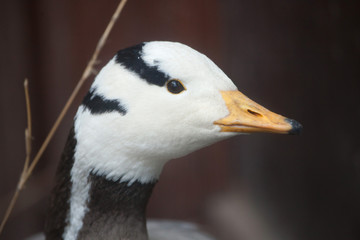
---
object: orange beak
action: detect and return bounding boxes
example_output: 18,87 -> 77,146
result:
214,90 -> 302,135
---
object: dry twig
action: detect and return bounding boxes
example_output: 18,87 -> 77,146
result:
0,0 -> 128,234
0,79 -> 32,234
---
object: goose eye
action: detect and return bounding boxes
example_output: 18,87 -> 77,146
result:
166,79 -> 186,94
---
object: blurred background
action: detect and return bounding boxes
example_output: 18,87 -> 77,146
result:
1,0 -> 359,239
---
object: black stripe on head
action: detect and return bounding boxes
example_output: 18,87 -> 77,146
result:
82,89 -> 127,115
115,43 -> 170,87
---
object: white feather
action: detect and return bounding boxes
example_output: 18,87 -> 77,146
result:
32,41 -> 244,240
75,41 -> 238,184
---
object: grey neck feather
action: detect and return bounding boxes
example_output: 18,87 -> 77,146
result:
76,174 -> 155,239
44,127 -> 156,240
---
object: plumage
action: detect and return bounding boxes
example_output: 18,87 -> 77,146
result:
36,41 -> 302,240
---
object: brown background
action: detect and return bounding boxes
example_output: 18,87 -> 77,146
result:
1,0 -> 359,239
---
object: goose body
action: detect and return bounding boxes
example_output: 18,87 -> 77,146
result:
40,41 -> 301,240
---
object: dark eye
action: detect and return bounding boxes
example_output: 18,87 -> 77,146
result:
166,79 -> 186,94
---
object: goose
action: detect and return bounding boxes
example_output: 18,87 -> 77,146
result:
31,41 -> 302,240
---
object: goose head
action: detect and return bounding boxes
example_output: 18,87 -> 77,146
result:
46,41 -> 303,240
74,41 -> 302,184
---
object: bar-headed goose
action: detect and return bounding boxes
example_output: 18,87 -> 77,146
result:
41,41 -> 302,240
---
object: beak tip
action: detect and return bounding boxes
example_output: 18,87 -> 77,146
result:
285,118 -> 303,135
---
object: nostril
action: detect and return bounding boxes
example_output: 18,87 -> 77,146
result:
247,109 -> 262,117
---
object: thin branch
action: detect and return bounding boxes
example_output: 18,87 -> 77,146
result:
23,78 -> 32,173
25,0 -> 128,182
0,78 -> 33,233
0,0 -> 128,234
0,190 -> 21,234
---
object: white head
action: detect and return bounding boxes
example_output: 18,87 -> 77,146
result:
73,41 -> 300,184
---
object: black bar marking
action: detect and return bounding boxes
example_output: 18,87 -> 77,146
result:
115,43 -> 170,87
82,89 -> 127,115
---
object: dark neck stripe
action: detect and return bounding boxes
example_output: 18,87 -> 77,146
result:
82,88 -> 127,115
45,127 -> 76,239
115,43 -> 170,87
45,126 -> 157,239
77,174 -> 156,239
